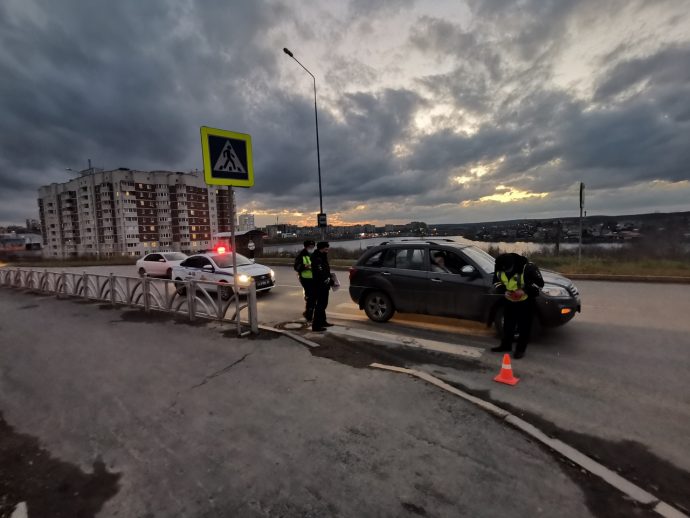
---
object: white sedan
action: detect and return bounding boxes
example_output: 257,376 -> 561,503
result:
172,251 -> 275,300
136,252 -> 188,279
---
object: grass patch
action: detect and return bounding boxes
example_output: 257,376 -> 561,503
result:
531,256 -> 690,277
7,256 -> 137,268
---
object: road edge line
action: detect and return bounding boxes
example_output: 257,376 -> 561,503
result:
368,362 -> 687,518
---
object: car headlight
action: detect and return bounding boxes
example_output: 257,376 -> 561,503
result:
238,274 -> 250,284
541,284 -> 570,297
270,269 -> 275,280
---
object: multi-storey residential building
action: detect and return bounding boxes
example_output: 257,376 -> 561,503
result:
238,213 -> 255,232
38,168 -> 235,258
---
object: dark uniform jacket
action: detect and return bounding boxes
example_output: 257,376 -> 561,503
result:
311,249 -> 332,286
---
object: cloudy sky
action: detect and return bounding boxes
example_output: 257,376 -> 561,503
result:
1,0 -> 689,227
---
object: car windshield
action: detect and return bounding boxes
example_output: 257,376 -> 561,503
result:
163,253 -> 187,261
460,245 -> 496,274
212,253 -> 253,268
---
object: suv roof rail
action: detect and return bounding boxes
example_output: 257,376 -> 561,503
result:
378,238 -> 458,246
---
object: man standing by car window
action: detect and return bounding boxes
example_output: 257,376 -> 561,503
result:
431,251 -> 451,273
294,239 -> 316,321
491,253 -> 544,359
311,241 -> 334,332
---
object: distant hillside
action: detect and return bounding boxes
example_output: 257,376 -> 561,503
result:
431,210 -> 690,230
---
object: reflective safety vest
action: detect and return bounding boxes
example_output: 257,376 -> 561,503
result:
301,255 -> 313,279
499,270 -> 528,302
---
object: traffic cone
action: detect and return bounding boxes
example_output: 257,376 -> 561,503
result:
494,353 -> 520,386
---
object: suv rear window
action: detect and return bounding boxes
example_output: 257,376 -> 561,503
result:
384,247 -> 426,270
363,251 -> 384,267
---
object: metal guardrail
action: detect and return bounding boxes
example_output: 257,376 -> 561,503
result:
0,268 -> 259,336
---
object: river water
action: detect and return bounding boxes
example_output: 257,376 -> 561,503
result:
263,235 -> 623,255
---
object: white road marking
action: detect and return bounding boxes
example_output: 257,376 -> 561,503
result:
324,310 -> 494,340
325,325 -> 483,359
11,502 -> 28,518
323,311 -> 364,321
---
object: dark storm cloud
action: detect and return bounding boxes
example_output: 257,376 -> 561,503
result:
243,87 -> 426,209
595,45 -> 690,121
1,0 -> 688,226
401,5 -> 690,211
0,0 -> 290,222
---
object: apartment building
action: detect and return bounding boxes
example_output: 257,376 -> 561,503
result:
38,168 -> 235,258
238,213 -> 255,232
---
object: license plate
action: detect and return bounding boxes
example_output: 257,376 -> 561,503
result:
257,280 -> 270,288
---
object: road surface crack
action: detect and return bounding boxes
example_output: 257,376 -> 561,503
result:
190,353 -> 252,390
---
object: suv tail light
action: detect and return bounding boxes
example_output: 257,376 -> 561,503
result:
349,267 -> 357,282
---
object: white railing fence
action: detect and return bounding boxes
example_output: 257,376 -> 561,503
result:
0,268 -> 259,336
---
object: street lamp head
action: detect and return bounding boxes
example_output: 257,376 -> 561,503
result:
283,47 -> 294,58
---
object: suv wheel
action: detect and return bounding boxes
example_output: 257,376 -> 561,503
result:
363,291 -> 394,322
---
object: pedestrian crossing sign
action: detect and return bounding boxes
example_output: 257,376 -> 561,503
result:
200,126 -> 254,187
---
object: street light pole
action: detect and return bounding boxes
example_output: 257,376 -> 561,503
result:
283,47 -> 325,241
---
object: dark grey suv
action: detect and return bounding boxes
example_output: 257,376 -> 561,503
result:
348,239 -> 581,333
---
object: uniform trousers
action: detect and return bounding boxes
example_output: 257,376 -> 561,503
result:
312,282 -> 330,330
299,277 -> 315,320
501,298 -> 535,353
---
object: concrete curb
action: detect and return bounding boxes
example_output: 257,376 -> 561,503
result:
367,363 -> 688,518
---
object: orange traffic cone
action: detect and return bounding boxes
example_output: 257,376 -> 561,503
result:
494,353 -> 520,386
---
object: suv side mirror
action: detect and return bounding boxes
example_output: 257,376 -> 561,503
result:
460,265 -> 477,277
202,264 -> 214,273
159,258 -> 166,262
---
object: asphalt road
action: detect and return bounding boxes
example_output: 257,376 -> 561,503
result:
0,288 -> 624,518
7,263 -> 690,514
260,265 -> 690,513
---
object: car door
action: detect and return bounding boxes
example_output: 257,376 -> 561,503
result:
196,256 -> 215,285
383,246 -> 429,313
144,253 -> 163,275
427,248 -> 488,320
179,256 -> 202,280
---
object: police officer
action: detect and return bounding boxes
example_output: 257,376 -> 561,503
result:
294,239 -> 316,321
491,253 -> 544,359
311,241 -> 334,332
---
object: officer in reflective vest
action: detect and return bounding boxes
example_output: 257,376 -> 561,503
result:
491,253 -> 544,359
294,240 -> 316,321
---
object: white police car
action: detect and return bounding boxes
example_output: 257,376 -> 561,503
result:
172,248 -> 275,300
